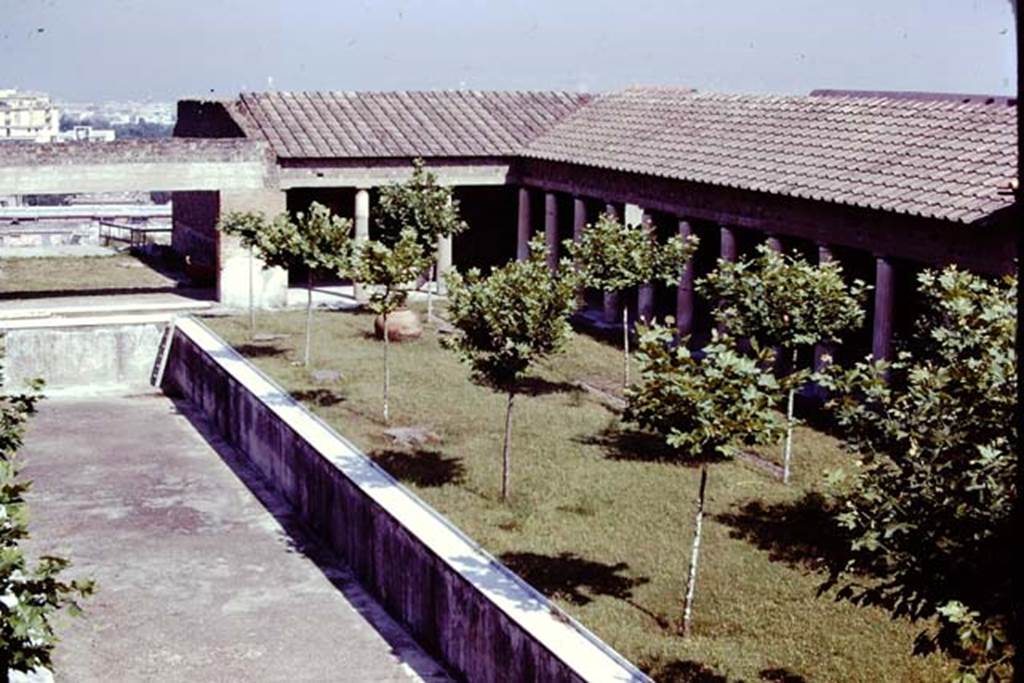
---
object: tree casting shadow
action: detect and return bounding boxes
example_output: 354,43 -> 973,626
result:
576,425 -> 727,467
498,551 -> 648,607
713,492 -> 846,573
291,388 -> 347,407
368,448 -> 464,488
514,376 -> 581,397
235,343 -> 289,359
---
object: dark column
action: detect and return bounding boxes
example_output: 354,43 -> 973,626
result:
544,192 -> 559,271
872,255 -> 895,362
637,210 -> 656,323
720,225 -> 738,262
676,219 -> 696,337
814,244 -> 835,372
572,196 -> 586,243
516,187 -> 531,261
603,203 -> 620,324
766,234 -> 783,252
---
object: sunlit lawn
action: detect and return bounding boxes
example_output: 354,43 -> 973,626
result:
204,307 -> 952,683
0,254 -> 181,296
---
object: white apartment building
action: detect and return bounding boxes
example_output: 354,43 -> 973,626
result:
0,89 -> 60,142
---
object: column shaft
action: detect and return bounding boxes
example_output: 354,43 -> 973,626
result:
637,209 -> 656,323
676,219 -> 696,337
720,225 -> 737,262
603,202 -> 620,322
814,244 -> 835,372
544,192 -> 559,271
354,188 -> 370,301
872,255 -> 895,362
766,234 -> 782,252
516,187 -> 531,261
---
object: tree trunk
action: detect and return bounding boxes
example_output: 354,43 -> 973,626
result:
304,271 -> 313,367
782,347 -> 798,484
248,244 -> 256,340
383,310 -> 391,423
426,261 -> 435,322
622,303 -> 630,390
501,390 -> 515,502
681,466 -> 708,638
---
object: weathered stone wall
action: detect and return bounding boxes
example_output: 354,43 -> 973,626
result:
162,317 -> 648,683
0,316 -> 167,394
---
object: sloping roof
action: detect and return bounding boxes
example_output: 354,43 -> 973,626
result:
523,87 -> 1017,223
230,90 -> 591,159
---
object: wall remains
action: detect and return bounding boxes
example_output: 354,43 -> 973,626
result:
162,317 -> 648,683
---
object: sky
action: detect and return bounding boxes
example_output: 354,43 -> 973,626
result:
0,0 -> 1017,102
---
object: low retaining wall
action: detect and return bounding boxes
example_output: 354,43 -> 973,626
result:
163,316 -> 648,683
0,314 -> 169,393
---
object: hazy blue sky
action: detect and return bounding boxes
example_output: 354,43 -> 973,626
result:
1,0 -> 1016,102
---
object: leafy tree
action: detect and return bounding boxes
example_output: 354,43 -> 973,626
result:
0,367 -> 93,678
349,228 -> 433,423
256,202 -> 352,367
566,213 -> 698,389
697,244 -> 868,482
820,267 -> 1015,681
442,238 -> 577,502
376,159 -> 468,319
219,211 -> 269,339
624,324 -> 783,458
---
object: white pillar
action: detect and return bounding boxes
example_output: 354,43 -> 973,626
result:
436,234 -> 453,295
814,244 -> 834,372
516,187 -> 531,261
354,188 -> 370,302
766,234 -> 782,252
544,192 -> 559,271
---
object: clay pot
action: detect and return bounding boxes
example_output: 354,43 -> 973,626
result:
374,308 -> 423,342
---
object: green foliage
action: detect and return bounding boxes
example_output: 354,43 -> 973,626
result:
697,243 -> 869,348
443,237 -> 577,391
820,267 -> 1015,681
375,159 -> 468,249
218,210 -> 267,250
0,365 -> 93,676
256,202 -> 352,274
566,213 -> 698,295
349,228 -> 433,316
624,324 -> 784,458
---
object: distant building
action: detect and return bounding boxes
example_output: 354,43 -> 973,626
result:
55,125 -> 116,143
0,89 -> 60,142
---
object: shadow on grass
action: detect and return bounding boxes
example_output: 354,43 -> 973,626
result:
368,449 -> 465,488
291,388 -> 346,407
576,425 -> 727,467
639,657 -> 733,682
515,376 -> 581,397
498,551 -> 648,607
759,667 -> 809,683
235,343 -> 290,359
713,493 -> 846,573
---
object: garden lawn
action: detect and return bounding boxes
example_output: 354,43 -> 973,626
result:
204,308 -> 953,683
0,253 -> 182,296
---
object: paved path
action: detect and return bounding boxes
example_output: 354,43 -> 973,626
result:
21,395 -> 450,683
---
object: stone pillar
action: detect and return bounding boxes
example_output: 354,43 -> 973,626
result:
872,255 -> 895,362
676,219 -> 696,337
766,234 -> 782,252
516,187 -> 531,261
572,196 -> 587,244
216,188 -> 288,309
636,210 -> 656,323
603,202 -> 620,324
544,192 -> 559,271
436,234 -> 453,296
354,188 -> 370,301
814,244 -> 835,372
720,225 -> 738,262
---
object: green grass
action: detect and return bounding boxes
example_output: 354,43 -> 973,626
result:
204,308 -> 953,683
0,254 -> 181,295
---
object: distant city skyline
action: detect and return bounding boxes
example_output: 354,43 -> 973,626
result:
2,0 -> 1016,103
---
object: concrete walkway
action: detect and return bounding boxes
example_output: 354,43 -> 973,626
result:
21,394 -> 450,683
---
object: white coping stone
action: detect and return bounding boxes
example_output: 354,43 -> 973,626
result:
0,312 -> 174,331
174,315 -> 649,683
0,300 -> 211,321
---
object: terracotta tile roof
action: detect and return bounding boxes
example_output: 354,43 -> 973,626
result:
523,87 -> 1017,223
230,90 -> 592,160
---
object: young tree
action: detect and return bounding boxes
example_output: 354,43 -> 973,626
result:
219,210 -> 268,339
442,238 -> 577,502
349,228 -> 433,423
0,367 -> 93,678
624,324 -> 783,459
697,244 -> 868,482
566,213 -> 698,389
820,267 -> 1015,681
376,158 -> 468,319
256,202 -> 352,367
